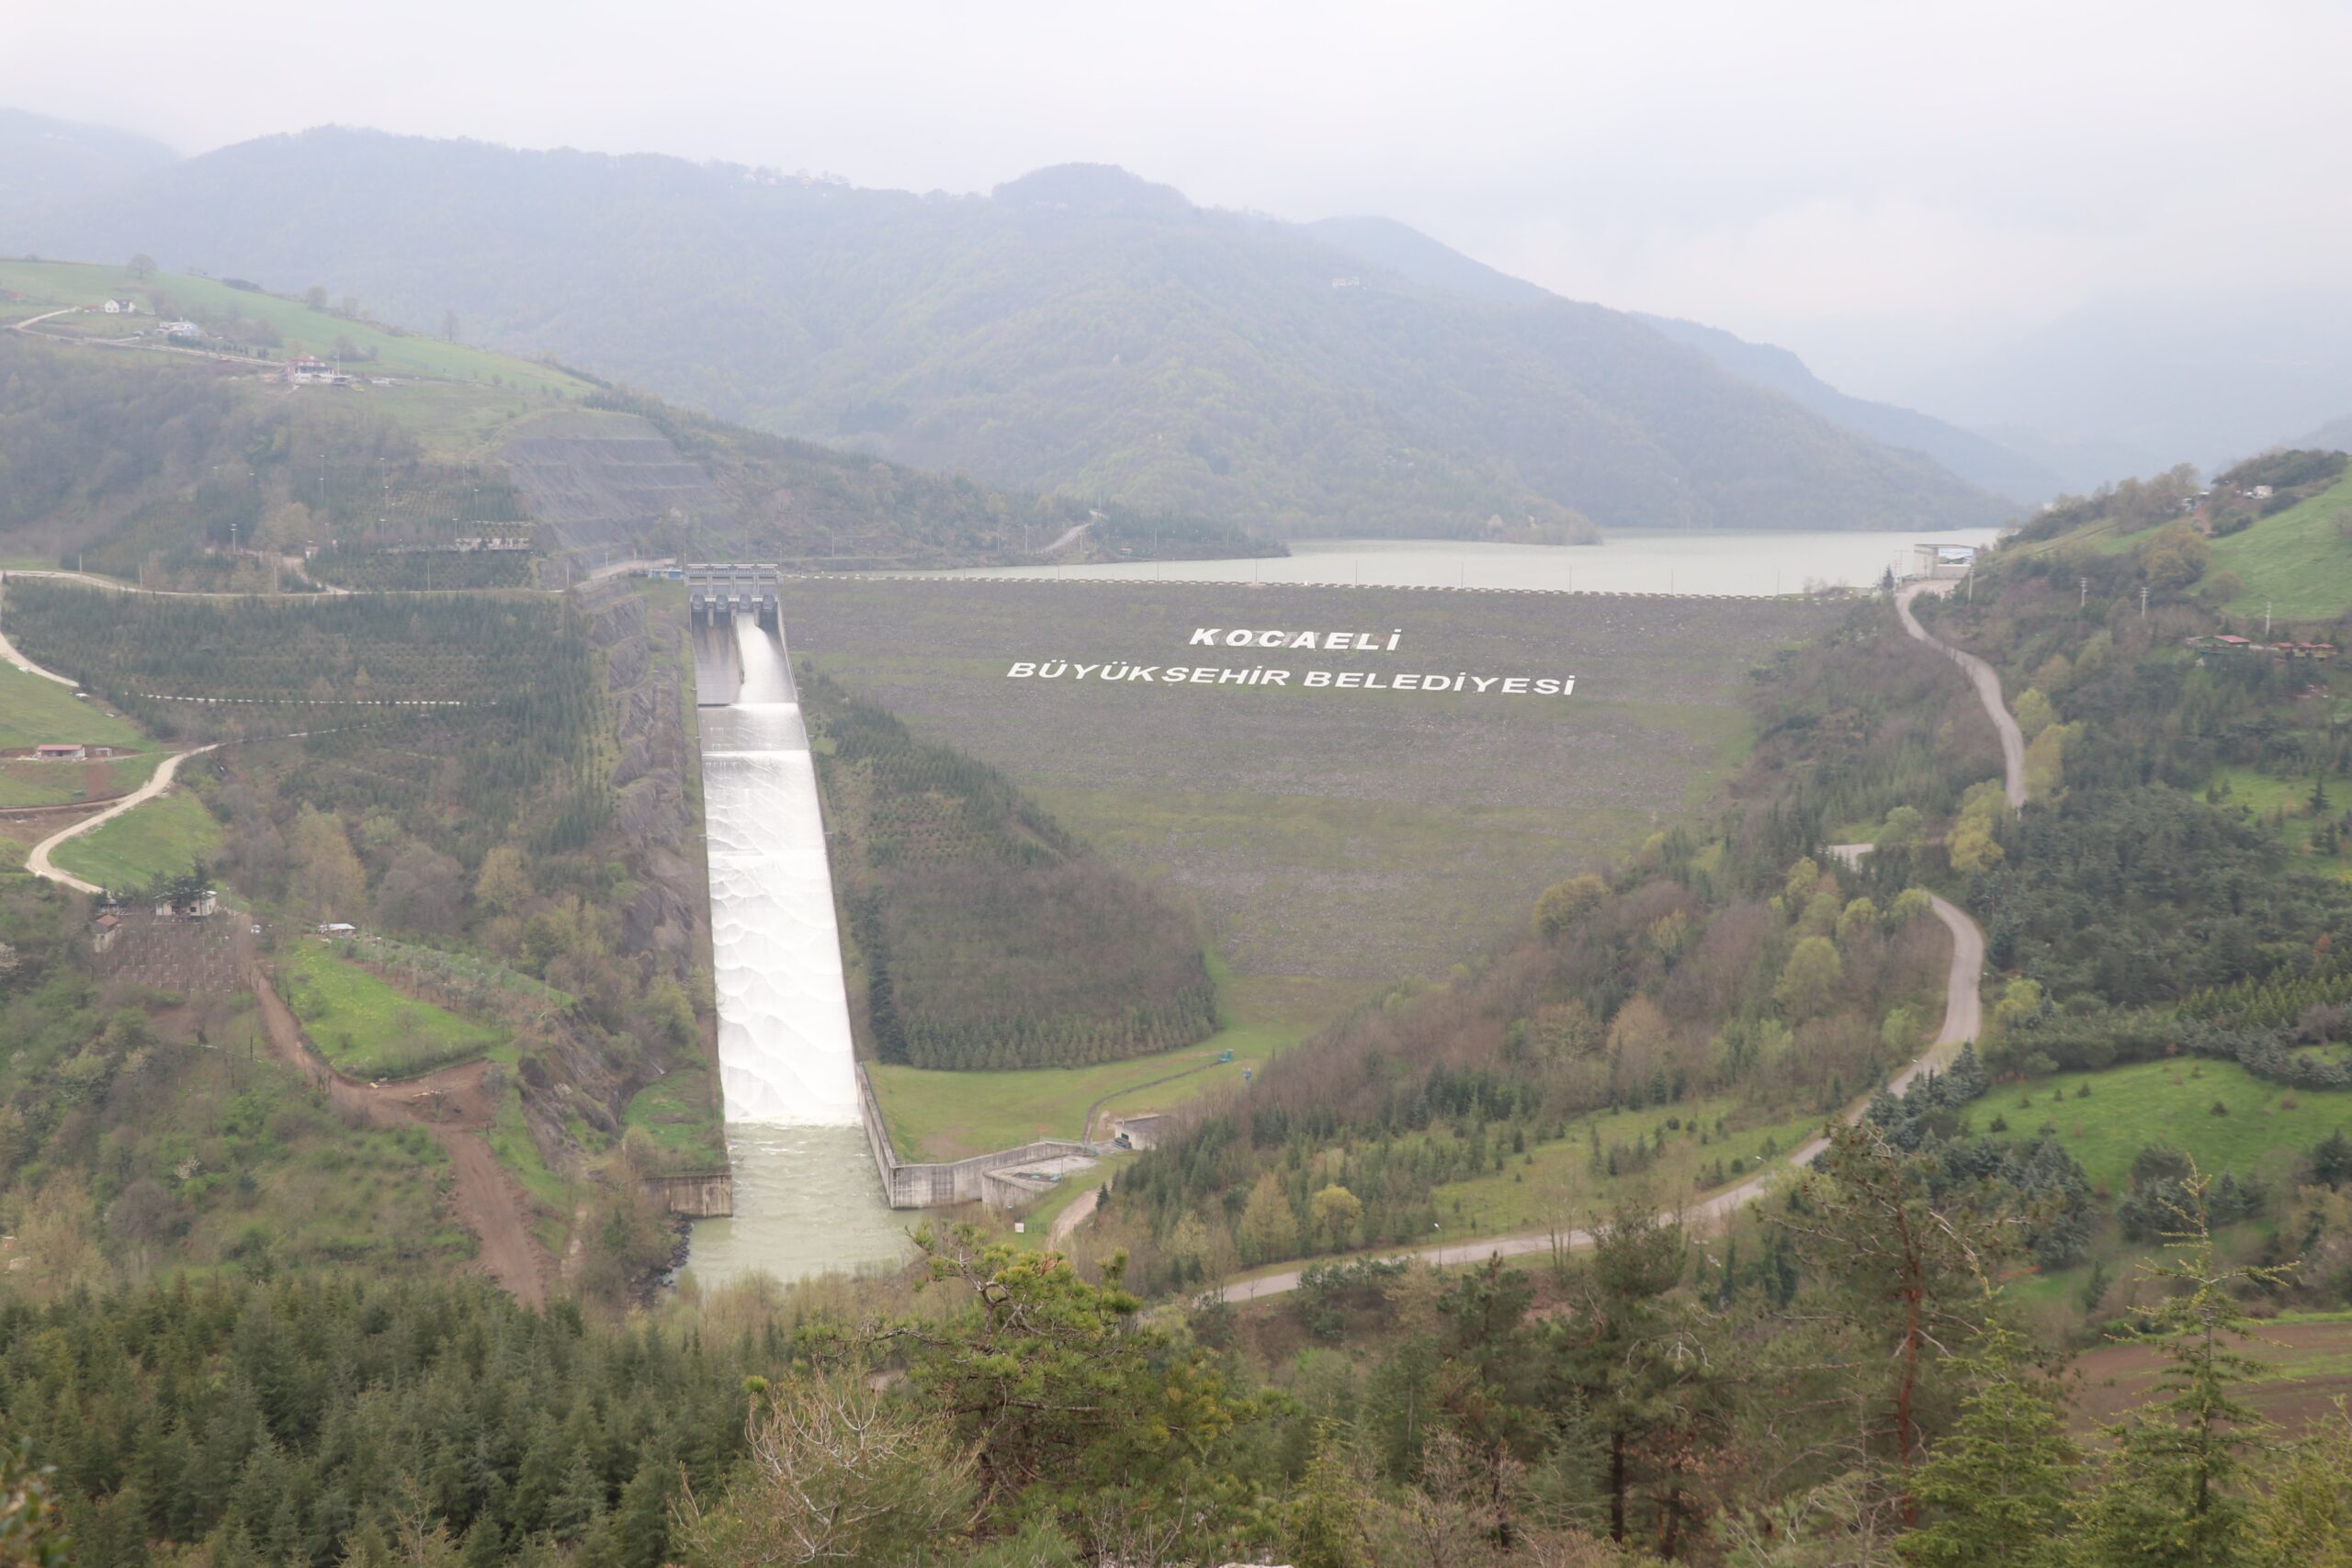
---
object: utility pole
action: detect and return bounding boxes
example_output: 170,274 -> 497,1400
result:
2140,585 -> 2149,618
2267,603 -> 2274,637
2080,576 -> 2088,609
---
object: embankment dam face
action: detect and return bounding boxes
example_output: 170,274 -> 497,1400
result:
767,578 -> 1842,986
674,577 -> 1841,1280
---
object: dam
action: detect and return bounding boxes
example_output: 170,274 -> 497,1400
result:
683,611 -> 913,1286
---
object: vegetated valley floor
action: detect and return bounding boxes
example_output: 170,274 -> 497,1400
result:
782,580 -> 1840,1152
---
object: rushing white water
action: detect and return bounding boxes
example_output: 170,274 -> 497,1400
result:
701,620 -> 862,1125
687,615 -> 913,1287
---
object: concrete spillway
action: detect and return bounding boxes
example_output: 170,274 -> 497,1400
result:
685,615 -> 911,1285
700,622 -> 860,1125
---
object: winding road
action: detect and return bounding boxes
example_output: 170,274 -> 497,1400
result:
1897,581 -> 2027,810
25,745 -> 219,894
1211,586 -> 2016,1302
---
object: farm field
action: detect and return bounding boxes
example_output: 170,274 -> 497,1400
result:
48,784 -> 221,891
2211,471 -> 2352,622
2072,1313 -> 2352,1435
0,748 -> 163,807
277,942 -> 507,1080
867,966 -> 1346,1161
1982,1057 -> 2352,1192
783,579 -> 1835,987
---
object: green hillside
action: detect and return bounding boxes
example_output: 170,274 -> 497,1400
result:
1984,1058 -> 2352,1193
0,258 -> 587,395
0,275 -> 1273,575
2211,469 -> 2352,621
47,785 -> 220,892
15,130 -> 2011,538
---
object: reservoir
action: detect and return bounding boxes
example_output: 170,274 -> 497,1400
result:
899,527 -> 2007,595
684,615 -> 914,1287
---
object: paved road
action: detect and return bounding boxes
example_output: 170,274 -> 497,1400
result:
1215,585 -> 2018,1303
1897,581 -> 2027,809
0,619 -> 75,687
1216,890 -> 1987,1303
25,745 -> 218,893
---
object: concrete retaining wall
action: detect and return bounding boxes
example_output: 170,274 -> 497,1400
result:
642,1170 -> 735,1218
855,1063 -> 1092,1209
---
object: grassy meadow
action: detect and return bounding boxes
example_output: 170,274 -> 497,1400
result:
2211,472 -> 2352,622
1981,1056 -> 2352,1192
277,942 -> 507,1080
49,785 -> 221,891
0,658 -> 144,750
2200,762 -> 2352,877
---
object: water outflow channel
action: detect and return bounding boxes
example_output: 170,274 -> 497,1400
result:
684,615 -> 913,1286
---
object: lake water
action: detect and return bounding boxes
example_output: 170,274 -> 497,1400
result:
898,528 -> 2007,596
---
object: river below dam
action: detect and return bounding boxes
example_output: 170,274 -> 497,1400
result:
684,615 -> 914,1288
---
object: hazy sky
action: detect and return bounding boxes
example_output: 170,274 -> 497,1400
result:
7,0 -> 2349,400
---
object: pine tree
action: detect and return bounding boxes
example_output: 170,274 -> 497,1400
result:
1898,1318 -> 2079,1567
1283,1423 -> 1368,1568
2071,1167 -> 2293,1567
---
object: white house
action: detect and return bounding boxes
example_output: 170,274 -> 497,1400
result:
101,299 -> 139,315
163,320 -> 204,341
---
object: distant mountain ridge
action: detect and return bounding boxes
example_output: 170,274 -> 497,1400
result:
2296,414 -> 2352,455
0,109 -> 175,212
1630,315 -> 2064,505
5,127 -> 2011,536
1290,211 -> 2055,506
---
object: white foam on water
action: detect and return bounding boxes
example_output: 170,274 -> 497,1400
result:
702,618 -> 860,1126
684,615 -> 912,1288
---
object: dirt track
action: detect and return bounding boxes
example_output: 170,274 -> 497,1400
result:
25,744 -> 218,893
249,962 -> 549,1305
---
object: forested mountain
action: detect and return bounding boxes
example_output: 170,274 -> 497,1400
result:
1634,313 -> 2065,504
5,128 -> 2012,537
1295,212 -> 2059,506
0,108 -> 175,211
